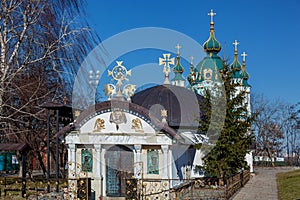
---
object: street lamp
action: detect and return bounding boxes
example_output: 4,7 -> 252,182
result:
89,70 -> 100,86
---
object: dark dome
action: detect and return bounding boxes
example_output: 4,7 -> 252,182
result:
131,84 -> 203,128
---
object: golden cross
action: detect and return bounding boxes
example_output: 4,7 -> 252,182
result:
175,44 -> 182,54
241,52 -> 247,62
159,53 -> 175,68
233,40 -> 239,51
208,9 -> 216,23
159,53 -> 174,84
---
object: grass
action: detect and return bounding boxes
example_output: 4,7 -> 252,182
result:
277,169 -> 300,200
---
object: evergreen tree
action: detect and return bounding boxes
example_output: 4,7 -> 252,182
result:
200,63 -> 254,179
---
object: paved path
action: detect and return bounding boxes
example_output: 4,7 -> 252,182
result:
232,167 -> 297,200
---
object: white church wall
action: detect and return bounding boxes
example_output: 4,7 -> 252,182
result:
80,112 -> 156,134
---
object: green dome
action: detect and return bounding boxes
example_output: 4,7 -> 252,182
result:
173,56 -> 184,73
240,64 -> 251,87
230,55 -> 242,78
197,53 -> 224,72
240,65 -> 250,79
171,55 -> 185,84
195,55 -> 223,83
171,72 -> 185,82
203,28 -> 221,53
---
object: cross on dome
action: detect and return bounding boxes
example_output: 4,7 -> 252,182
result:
233,40 -> 239,51
208,9 -> 216,23
241,52 -> 247,62
175,44 -> 182,55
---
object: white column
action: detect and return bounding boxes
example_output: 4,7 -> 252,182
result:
68,144 -> 76,178
161,145 -> 169,179
101,147 -> 106,197
168,148 -> 172,179
134,144 -> 142,178
94,144 -> 102,178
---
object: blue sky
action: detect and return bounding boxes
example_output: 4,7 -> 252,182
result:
84,0 -> 300,104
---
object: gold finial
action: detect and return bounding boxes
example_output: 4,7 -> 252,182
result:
208,9 -> 216,23
175,44 -> 182,55
159,53 -> 175,84
233,40 -> 239,52
161,109 -> 168,124
241,52 -> 247,63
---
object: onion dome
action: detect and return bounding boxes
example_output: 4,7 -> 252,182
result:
203,10 -> 222,54
171,44 -> 185,87
131,84 -> 203,128
196,10 -> 223,75
173,55 -> 184,74
230,40 -> 242,78
240,52 -> 251,87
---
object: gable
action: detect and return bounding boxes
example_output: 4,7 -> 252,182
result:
79,111 -> 156,134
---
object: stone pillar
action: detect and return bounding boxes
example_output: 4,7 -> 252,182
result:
134,145 -> 142,178
94,144 -> 102,178
68,144 -> 77,199
161,145 -> 169,179
101,147 -> 106,197
93,144 -> 102,199
68,144 -> 76,177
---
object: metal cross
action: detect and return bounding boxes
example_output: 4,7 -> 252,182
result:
159,53 -> 175,68
208,9 -> 216,23
241,52 -> 247,62
233,40 -> 239,51
175,44 -> 182,54
159,53 -> 174,84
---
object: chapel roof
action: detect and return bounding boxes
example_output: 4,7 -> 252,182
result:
131,84 -> 203,128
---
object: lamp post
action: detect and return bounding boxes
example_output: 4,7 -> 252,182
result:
89,70 -> 100,86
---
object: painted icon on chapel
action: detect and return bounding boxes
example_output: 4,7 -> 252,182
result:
93,118 -> 105,132
109,110 -> 127,130
81,149 -> 93,172
131,118 -> 144,132
147,149 -> 159,174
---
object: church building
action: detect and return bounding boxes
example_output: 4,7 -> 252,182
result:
61,9 -> 252,199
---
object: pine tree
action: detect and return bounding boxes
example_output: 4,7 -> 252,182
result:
200,63 -> 254,180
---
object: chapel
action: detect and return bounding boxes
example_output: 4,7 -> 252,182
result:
61,9 -> 252,199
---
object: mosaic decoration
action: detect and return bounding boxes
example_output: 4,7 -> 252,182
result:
81,149 -> 93,172
147,149 -> 159,174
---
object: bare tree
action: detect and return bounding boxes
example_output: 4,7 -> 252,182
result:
0,0 -> 99,175
252,94 -> 284,166
252,94 -> 300,166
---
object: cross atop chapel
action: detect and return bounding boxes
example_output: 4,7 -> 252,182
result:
208,9 -> 216,23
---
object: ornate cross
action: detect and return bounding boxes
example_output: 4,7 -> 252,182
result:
108,61 -> 132,98
159,53 -> 174,84
233,40 -> 239,51
175,44 -> 182,54
208,9 -> 216,23
241,52 -> 247,62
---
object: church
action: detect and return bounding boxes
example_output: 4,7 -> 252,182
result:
61,9 -> 252,199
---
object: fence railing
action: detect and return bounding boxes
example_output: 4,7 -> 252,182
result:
125,170 -> 250,200
0,176 -> 68,198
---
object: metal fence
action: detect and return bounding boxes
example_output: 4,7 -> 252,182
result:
0,176 -> 68,198
125,170 -> 250,200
